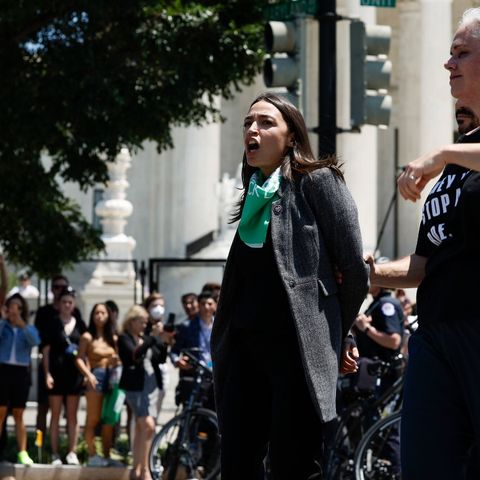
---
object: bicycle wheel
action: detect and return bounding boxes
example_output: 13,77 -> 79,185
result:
354,411 -> 402,480
149,407 -> 220,480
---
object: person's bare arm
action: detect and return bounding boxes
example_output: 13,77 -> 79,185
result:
355,313 -> 402,350
42,345 -> 54,389
75,334 -> 97,389
363,325 -> 402,350
366,254 -> 427,288
398,142 -> 480,202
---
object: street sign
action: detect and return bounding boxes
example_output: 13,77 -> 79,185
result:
264,0 -> 318,21
360,0 -> 396,7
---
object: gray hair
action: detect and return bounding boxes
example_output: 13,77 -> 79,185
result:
459,8 -> 480,38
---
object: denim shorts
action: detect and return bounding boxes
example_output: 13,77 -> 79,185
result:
90,367 -> 109,393
125,371 -> 159,418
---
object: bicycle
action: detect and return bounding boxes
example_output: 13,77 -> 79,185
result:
324,354 -> 406,480
354,410 -> 402,480
149,348 -> 220,480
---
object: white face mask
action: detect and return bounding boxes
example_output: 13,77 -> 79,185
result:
149,304 -> 165,320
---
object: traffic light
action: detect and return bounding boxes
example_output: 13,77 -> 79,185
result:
263,20 -> 299,92
350,20 -> 392,128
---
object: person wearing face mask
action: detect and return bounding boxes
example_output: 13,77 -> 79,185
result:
142,293 -> 171,423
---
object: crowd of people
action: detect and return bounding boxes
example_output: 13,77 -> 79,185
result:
2,6 -> 480,479
0,260 -> 219,479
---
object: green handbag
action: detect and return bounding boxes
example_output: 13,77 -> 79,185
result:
101,382 -> 126,425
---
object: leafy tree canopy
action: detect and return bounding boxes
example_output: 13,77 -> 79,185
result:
0,0 -> 266,277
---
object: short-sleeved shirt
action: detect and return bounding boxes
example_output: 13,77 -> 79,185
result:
43,316 -> 87,395
356,291 -> 404,361
35,304 -> 83,350
415,128 -> 480,324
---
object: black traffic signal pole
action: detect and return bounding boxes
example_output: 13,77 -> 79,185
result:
317,0 -> 337,157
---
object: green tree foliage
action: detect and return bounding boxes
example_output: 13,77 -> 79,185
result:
0,0 -> 266,276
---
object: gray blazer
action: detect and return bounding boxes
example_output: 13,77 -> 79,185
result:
211,167 -> 369,424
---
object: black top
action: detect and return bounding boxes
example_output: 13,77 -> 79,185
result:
230,227 -> 293,334
415,128 -> 480,324
35,304 -> 83,350
43,316 -> 87,394
118,333 -> 167,391
356,291 -> 404,361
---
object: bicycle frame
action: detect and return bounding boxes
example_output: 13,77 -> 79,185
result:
151,348 -> 218,480
325,365 -> 405,479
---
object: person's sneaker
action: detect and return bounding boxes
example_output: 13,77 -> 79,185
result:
65,451 -> 80,465
51,454 -> 63,466
87,454 -> 109,467
17,450 -> 34,466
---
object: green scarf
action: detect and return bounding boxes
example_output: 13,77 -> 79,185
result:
238,167 -> 282,248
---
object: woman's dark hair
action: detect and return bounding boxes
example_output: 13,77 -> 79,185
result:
105,299 -> 119,316
232,92 -> 343,222
88,303 -> 116,349
5,293 -> 29,323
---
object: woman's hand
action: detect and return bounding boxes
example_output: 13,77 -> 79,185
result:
86,373 -> 98,390
160,330 -> 175,345
398,148 -> 446,201
45,372 -> 54,390
12,316 -> 26,329
176,356 -> 193,371
109,353 -> 120,368
340,338 -> 359,374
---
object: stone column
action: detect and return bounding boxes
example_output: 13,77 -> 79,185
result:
80,147 -> 140,320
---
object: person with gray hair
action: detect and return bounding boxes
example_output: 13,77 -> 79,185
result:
370,7 -> 480,478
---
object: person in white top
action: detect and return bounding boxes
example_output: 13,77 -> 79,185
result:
8,272 -> 39,299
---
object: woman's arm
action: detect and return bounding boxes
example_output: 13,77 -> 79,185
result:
305,169 -> 370,339
42,345 -> 54,389
75,333 -> 97,389
399,142 -> 480,201
133,335 -> 163,360
22,324 -> 41,347
366,253 -> 427,288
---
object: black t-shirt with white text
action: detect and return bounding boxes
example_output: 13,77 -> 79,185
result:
415,128 -> 480,324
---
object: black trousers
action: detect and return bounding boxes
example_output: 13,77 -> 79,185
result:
401,319 -> 480,479
220,331 -> 323,480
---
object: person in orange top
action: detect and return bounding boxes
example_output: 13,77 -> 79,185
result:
75,303 -> 120,467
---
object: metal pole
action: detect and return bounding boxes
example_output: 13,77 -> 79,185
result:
394,128 -> 399,258
317,0 -> 337,157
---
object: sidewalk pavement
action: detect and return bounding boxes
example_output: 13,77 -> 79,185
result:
1,363 -> 181,480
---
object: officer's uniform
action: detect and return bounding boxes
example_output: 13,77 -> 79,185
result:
357,290 -> 404,362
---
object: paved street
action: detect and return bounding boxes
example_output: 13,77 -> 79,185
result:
1,363 -> 180,479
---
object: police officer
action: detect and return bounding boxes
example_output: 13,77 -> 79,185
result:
354,284 -> 404,476
355,285 -> 404,363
